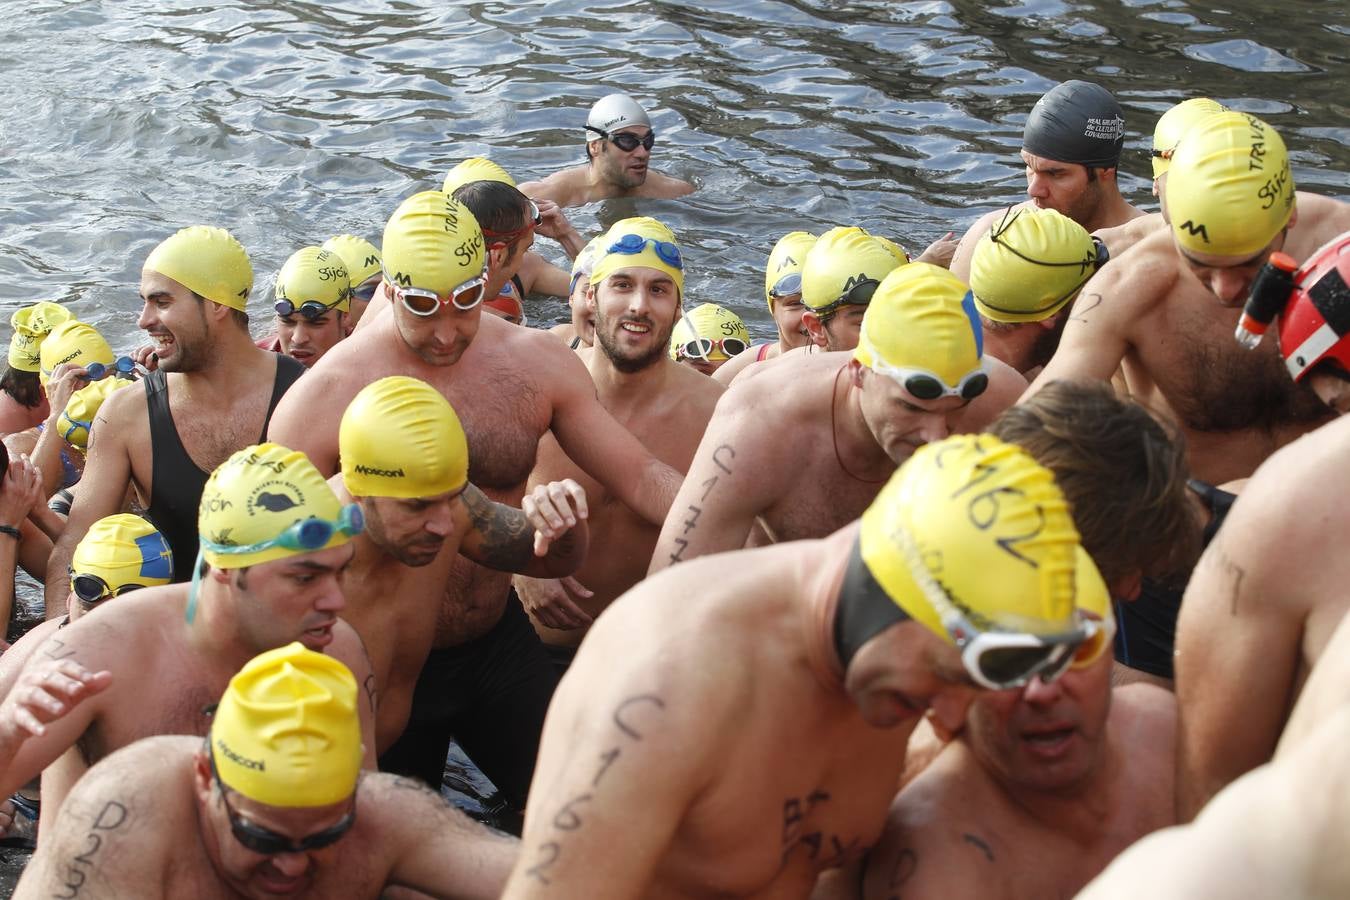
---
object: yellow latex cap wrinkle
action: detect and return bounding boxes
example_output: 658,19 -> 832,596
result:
340,376 -> 469,499
59,377 -> 125,450
39,321 -> 113,385
764,232 -> 817,310
143,226 -> 253,311
1151,98 -> 1227,179
971,208 -> 1098,323
382,191 -> 486,297
443,157 -> 517,193
854,263 -> 983,386
321,235 -> 382,288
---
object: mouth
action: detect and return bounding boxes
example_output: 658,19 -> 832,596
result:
148,331 -> 175,353
1020,725 -> 1076,759
619,320 -> 652,336
256,866 -> 309,895
302,620 -> 336,648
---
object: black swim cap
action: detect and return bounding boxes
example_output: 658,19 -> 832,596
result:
1022,80 -> 1125,169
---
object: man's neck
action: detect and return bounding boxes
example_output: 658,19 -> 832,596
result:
188,582 -> 261,675
173,328 -> 272,393
1085,189 -> 1137,233
587,350 -> 673,412
986,731 -> 1123,838
833,374 -> 893,482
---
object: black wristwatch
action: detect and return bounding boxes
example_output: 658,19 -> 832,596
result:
0,525 -> 20,539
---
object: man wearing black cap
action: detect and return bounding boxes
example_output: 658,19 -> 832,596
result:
951,80 -> 1147,283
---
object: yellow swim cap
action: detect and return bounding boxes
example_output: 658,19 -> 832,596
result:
58,377 -> 127,450
443,157 -> 517,193
590,217 -> 685,297
143,225 -> 253,312
801,227 -> 906,313
8,302 -> 72,373
39,320 -> 113,385
71,514 -> 173,595
321,235 -> 382,288
1151,97 -> 1227,179
275,247 -> 352,315
210,643 -> 362,808
668,303 -> 750,362
1068,545 -> 1114,670
860,434 -> 1100,640
764,232 -> 817,310
199,443 -> 357,570
971,208 -> 1100,323
340,376 -> 469,499
1168,111 -> 1295,257
854,263 -> 984,386
382,191 -> 486,297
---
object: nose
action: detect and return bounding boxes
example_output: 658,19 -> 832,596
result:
268,852 -> 310,877
1021,674 -> 1065,706
425,501 -> 456,538
916,413 -> 950,445
137,301 -> 155,331
1209,269 -> 1250,306
1026,172 -> 1049,199
314,577 -> 345,614
929,687 -> 975,733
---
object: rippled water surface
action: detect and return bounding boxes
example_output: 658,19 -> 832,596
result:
1,0 -> 1346,342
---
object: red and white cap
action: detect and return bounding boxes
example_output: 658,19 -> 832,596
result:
1278,231 -> 1350,382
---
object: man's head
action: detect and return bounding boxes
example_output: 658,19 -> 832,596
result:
566,235 -> 606,348
6,301 -> 72,409
381,190 -> 487,366
801,226 -> 908,351
321,234 -> 381,330
850,263 -> 988,463
140,225 -> 254,372
195,643 -> 362,899
765,231 -> 817,350
58,376 -> 125,452
837,433 -> 1111,732
1266,233 -> 1350,413
584,93 -> 654,190
273,247 -> 351,368
1168,111 -> 1297,305
971,207 -> 1106,373
446,159 -> 538,301
67,513 -> 173,619
1020,81 -> 1125,227
669,303 -> 750,376
588,216 -> 684,373
340,375 -> 470,567
1150,97 -> 1227,219
38,320 -> 114,386
197,443 -> 363,651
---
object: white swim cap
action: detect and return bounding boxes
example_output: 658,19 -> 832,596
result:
585,94 -> 650,140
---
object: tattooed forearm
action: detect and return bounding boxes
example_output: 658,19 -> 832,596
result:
463,485 -> 536,572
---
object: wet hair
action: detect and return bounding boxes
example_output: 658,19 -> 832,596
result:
987,379 -> 1199,585
0,367 -> 44,408
451,181 -> 531,246
190,291 -> 249,330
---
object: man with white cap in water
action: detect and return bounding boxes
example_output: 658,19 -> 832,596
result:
950,80 -> 1146,283
518,93 -> 695,207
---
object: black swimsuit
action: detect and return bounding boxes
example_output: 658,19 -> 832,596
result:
143,357 -> 304,582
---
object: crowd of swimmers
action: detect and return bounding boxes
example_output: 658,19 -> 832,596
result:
0,80 -> 1344,898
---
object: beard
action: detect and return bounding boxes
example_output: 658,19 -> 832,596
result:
594,310 -> 673,374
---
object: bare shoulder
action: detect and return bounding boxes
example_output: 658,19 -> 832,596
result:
1095,212 -> 1164,259
519,167 -> 587,205
668,360 -> 725,406
1225,415 -> 1350,544
638,170 -> 695,198
98,373 -> 149,428
1111,682 -> 1178,745
1070,228 -> 1179,323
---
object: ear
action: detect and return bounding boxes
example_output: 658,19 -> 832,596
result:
1287,201 -> 1299,231
801,311 -> 829,348
193,748 -> 214,803
847,358 -> 867,389
924,707 -> 962,743
585,282 -> 598,313
1110,570 -> 1144,603
486,242 -> 509,274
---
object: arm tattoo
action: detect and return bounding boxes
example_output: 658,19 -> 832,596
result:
55,800 -> 128,899
462,484 -> 536,572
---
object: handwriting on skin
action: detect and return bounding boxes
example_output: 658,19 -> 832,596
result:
55,800 -> 127,899
668,443 -> 735,564
778,789 -> 859,871
523,693 -> 667,885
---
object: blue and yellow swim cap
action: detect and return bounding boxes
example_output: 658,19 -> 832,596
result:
71,514 -> 173,596
143,225 -> 253,311
854,263 -> 983,387
765,232 -> 817,310
590,217 -> 684,296
59,377 -> 127,451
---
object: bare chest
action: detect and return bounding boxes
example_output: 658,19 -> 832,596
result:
761,459 -> 886,544
441,371 -> 551,494
87,676 -> 220,765
168,388 -> 275,476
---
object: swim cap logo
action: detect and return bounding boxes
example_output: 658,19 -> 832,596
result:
1257,158 -> 1293,212
254,492 -> 299,513
216,737 -> 265,772
1083,116 -> 1124,141
1177,220 -> 1210,244
353,464 -> 406,478
246,479 -> 306,518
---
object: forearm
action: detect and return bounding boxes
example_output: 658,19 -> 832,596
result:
27,504 -> 64,544
627,457 -> 681,527
42,531 -> 80,620
30,421 -> 67,501
534,519 -> 588,578
0,541 -> 16,638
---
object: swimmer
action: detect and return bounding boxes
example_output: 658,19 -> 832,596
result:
0,453 -> 43,644
268,192 -> 683,813
0,302 -> 71,438
950,80 -> 1146,283
334,376 -> 589,812
650,263 -> 1025,572
517,93 -> 695,208
12,644 -> 516,899
44,226 -> 306,612
505,435 -> 1109,898
548,234 -> 604,350
713,232 -> 816,384
798,227 -> 909,354
0,443 -> 378,830
1027,111 -> 1350,484
669,302 -> 750,376
258,246 -> 353,367
970,207 -> 1108,377
322,233 -> 383,329
514,219 -> 722,672
1174,231 -> 1350,817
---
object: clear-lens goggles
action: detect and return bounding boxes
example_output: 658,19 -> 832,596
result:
677,337 -> 749,361
385,266 -> 489,316
274,298 -> 343,321
606,233 -> 684,270
870,358 -> 990,402
199,504 -> 365,558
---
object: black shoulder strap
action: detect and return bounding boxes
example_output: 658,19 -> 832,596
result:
260,356 -> 306,441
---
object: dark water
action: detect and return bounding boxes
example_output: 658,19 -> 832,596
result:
0,0 -> 1346,890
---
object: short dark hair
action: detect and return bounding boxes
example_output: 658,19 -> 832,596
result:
190,291 -> 249,330
987,379 -> 1199,585
451,181 -> 531,247
0,367 -> 43,408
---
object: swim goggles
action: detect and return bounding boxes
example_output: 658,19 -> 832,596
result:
869,355 -> 990,402
199,504 -> 365,559
385,265 -> 489,316
676,337 -> 749,361
482,201 -> 543,246
69,571 -> 144,605
352,279 -> 381,303
813,278 -> 879,320
60,416 -> 92,444
894,523 -> 1102,690
606,233 -> 684,270
274,298 -> 345,321
585,126 -> 656,153
210,752 -> 356,854
768,272 -> 803,300
83,357 -> 136,381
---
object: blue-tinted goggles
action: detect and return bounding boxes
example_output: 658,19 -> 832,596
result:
607,234 -> 684,270
200,504 -> 364,558
769,272 -> 803,299
84,357 -> 136,381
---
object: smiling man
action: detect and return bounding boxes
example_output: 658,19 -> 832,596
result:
1025,112 -> 1350,483
12,644 -> 515,899
518,93 -> 694,207
43,226 -> 305,611
951,80 -> 1145,283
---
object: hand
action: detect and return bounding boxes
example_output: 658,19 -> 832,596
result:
522,479 -> 588,556
514,574 -> 594,630
915,232 -> 958,268
0,799 -> 15,838
42,363 -> 89,423
0,455 -> 43,526
0,657 -> 112,742
129,344 -> 159,372
533,198 -> 578,244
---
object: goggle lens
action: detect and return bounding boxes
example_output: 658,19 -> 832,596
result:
70,573 -> 144,604
352,280 -> 380,302
610,131 -> 656,152
84,357 -> 136,381
274,299 -> 339,321
903,371 -> 989,402
769,272 -> 803,298
607,234 -> 684,270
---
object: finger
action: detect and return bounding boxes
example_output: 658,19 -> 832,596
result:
563,480 -> 589,520
530,491 -> 567,533
554,594 -> 594,629
561,576 -> 594,599
546,483 -> 577,527
533,530 -> 551,558
13,705 -> 46,737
